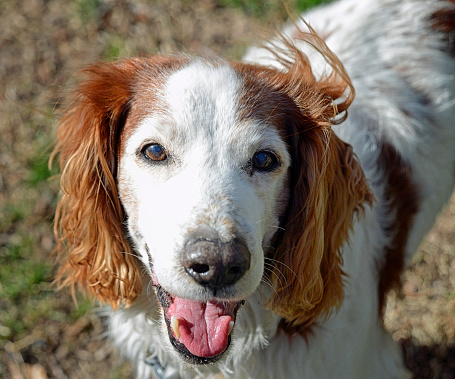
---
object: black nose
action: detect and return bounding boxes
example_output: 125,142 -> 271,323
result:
181,238 -> 251,290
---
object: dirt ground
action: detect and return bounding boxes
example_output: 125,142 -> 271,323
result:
0,0 -> 454,378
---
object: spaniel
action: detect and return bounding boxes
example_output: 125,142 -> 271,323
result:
53,0 -> 455,377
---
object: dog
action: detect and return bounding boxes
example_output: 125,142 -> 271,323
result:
53,0 -> 455,377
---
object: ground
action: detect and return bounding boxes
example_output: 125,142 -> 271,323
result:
0,0 -> 454,378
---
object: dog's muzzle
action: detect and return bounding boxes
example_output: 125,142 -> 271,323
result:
152,238 -> 250,363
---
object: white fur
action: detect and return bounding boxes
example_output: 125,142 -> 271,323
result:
119,61 -> 290,304
109,0 -> 455,377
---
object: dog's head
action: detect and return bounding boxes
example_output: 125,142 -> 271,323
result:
53,35 -> 372,363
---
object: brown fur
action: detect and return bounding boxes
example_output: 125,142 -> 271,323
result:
377,143 -> 420,314
430,1 -> 455,54
234,31 -> 373,333
52,56 -> 186,308
274,129 -> 373,333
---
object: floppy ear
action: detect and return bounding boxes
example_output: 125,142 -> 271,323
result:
52,60 -> 144,308
263,31 -> 373,332
272,129 -> 373,333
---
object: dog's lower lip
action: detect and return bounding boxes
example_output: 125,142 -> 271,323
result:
154,284 -> 244,363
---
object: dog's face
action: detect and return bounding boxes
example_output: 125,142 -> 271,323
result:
54,44 -> 370,366
118,61 -> 291,362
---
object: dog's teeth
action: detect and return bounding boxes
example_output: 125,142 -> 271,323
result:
171,316 -> 180,339
228,320 -> 235,335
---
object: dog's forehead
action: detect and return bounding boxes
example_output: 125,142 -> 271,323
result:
124,59 -> 286,156
163,60 -> 272,145
165,60 -> 240,125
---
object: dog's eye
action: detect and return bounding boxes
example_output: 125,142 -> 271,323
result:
252,151 -> 279,172
142,143 -> 167,162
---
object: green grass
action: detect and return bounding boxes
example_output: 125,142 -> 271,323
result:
75,0 -> 103,23
0,261 -> 48,300
294,0 -> 329,11
0,235 -> 52,340
220,0 -> 330,18
0,234 -> 48,298
0,234 -> 91,343
69,298 -> 94,320
102,35 -> 129,60
220,0 -> 277,17
0,142 -> 59,345
27,151 -> 58,186
0,202 -> 27,230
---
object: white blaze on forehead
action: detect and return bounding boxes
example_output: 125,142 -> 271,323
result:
164,60 -> 241,133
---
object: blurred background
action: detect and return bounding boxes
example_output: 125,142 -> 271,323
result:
0,0 -> 454,377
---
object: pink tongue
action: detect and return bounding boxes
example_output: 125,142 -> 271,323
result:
167,298 -> 234,358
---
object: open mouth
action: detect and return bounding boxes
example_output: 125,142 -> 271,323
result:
156,284 -> 244,364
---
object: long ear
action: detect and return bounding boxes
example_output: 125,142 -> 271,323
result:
271,130 -> 373,333
52,60 -> 144,308
263,30 -> 373,332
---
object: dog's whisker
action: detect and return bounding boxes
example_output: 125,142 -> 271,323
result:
141,267 -> 150,277
146,282 -> 157,304
264,261 -> 290,288
263,263 -> 287,289
119,250 -> 143,260
260,275 -> 279,296
264,257 -> 301,285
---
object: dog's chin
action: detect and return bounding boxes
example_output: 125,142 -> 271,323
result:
155,284 -> 244,365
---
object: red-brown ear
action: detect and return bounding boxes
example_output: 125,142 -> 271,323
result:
271,129 -> 373,333
52,60 -> 145,308
262,31 -> 373,332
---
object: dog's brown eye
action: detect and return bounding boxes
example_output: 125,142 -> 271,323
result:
252,151 -> 279,172
143,143 -> 167,161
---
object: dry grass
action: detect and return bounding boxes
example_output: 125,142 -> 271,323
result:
0,0 -> 454,378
